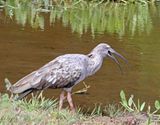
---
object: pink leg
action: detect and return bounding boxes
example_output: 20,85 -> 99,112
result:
67,92 -> 75,112
59,90 -> 65,110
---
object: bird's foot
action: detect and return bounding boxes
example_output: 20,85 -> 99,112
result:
70,107 -> 76,113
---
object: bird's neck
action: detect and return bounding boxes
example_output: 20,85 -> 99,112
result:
87,52 -> 104,76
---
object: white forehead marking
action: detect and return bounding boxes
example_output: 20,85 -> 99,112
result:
106,44 -> 110,48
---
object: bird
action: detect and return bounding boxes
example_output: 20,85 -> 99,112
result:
5,43 -> 127,112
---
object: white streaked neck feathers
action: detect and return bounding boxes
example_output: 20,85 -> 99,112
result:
87,52 -> 104,76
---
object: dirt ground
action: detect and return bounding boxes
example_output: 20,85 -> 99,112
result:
76,113 -> 160,125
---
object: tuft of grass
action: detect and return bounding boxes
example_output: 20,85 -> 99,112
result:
103,103 -> 124,117
0,92 -> 85,125
90,104 -> 103,116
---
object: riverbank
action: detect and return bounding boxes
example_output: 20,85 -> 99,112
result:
0,91 -> 159,125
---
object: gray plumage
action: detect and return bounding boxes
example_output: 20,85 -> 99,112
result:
5,43 -> 127,109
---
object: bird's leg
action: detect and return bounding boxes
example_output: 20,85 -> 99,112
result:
67,91 -> 75,112
59,90 -> 65,110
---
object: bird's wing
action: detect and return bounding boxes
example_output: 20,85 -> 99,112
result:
8,60 -> 60,94
37,59 -> 82,89
9,57 -> 82,93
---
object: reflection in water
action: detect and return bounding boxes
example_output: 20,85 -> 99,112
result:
3,1 -> 153,37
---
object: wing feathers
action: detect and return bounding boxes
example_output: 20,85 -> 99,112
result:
9,56 -> 84,95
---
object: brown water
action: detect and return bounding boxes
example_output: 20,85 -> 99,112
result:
0,3 -> 160,108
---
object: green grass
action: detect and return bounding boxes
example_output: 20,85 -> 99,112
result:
0,92 -> 85,125
0,91 -> 160,124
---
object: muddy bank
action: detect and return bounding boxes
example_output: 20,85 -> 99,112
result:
78,113 -> 159,125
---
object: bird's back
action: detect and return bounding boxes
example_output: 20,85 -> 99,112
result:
10,54 -> 89,94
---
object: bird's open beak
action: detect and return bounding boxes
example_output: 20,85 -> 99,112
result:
108,48 -> 127,73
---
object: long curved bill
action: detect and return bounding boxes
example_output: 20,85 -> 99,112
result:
108,48 -> 128,73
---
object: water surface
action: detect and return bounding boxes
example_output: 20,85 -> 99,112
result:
0,3 -> 160,108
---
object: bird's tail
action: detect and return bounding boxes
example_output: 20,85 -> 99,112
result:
5,78 -> 12,91
4,77 -> 33,93
5,78 -> 34,100
4,70 -> 42,94
4,71 -> 49,100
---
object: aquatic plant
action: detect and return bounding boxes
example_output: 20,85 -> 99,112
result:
0,0 -> 153,37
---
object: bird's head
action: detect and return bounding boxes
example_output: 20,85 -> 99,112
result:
92,43 -> 128,71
